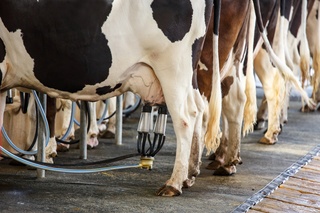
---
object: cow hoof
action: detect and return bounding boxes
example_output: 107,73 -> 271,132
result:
156,185 -> 181,196
300,104 -> 315,112
213,165 -> 236,176
208,152 -> 216,160
183,176 -> 196,188
254,120 -> 266,130
206,160 -> 221,170
45,157 -> 54,164
9,159 -> 26,166
49,152 -> 58,158
57,144 -> 69,152
87,144 -> 94,150
100,130 -> 115,139
259,136 -> 277,145
87,137 -> 99,149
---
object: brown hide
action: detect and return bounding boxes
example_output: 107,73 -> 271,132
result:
253,0 -> 278,48
197,0 -> 250,99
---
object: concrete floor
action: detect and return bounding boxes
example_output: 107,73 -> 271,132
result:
0,96 -> 319,213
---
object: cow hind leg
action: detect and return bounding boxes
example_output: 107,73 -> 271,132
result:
255,50 -> 284,145
211,74 -> 245,175
156,87 -> 202,196
254,95 -> 268,130
183,94 -> 207,188
206,113 -> 227,170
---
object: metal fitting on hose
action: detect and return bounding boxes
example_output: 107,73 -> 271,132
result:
136,104 -> 167,171
6,89 -> 13,104
139,156 -> 154,170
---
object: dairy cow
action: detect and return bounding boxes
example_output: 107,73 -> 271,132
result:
254,0 -> 317,144
197,0 -> 257,175
196,0 -> 315,174
0,0 -> 221,196
303,0 -> 320,110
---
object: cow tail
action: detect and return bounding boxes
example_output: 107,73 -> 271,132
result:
243,1 -> 257,136
311,1 -> 320,101
204,0 -> 222,155
299,0 -> 311,109
252,0 -> 316,109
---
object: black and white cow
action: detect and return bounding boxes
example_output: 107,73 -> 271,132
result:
0,0 -> 223,196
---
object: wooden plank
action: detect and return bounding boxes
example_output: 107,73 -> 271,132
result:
302,164 -> 320,172
268,188 -> 320,209
308,157 -> 320,165
294,168 -> 320,183
251,198 -> 291,213
248,156 -> 320,213
280,177 -> 320,196
250,197 -> 318,213
247,209 -> 263,213
313,156 -> 320,161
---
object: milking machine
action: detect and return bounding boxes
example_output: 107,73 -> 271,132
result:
137,105 -> 167,170
0,91 -> 168,174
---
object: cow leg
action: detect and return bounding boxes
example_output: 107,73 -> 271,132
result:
0,92 -> 6,152
211,71 -> 246,175
206,113 -> 227,170
254,49 -> 284,144
255,95 -> 268,130
184,95 -> 207,188
86,102 -> 99,149
55,99 -> 74,152
156,86 -> 203,196
280,82 -> 290,125
73,101 -> 99,149
105,97 -> 116,138
124,91 -> 136,109
99,97 -> 116,139
45,97 -> 58,163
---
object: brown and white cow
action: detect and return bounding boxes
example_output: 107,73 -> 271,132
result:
197,0 -> 257,175
0,0 -> 221,196
197,0 -> 315,175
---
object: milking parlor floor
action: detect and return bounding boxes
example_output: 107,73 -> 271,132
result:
1,87 -> 320,213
